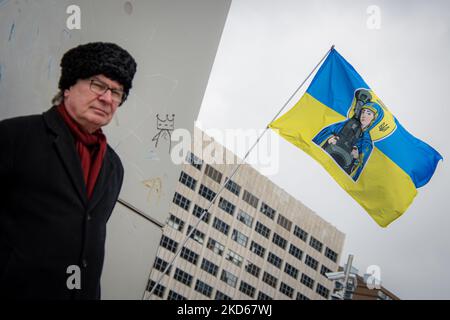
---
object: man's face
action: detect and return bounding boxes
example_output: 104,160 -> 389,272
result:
64,74 -> 123,133
360,108 -> 375,129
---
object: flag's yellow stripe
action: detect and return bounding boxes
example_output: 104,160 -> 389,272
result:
269,93 -> 417,227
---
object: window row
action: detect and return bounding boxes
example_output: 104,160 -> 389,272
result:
169,217 -> 328,275
177,169 -> 337,262
173,173 -> 340,265
153,255 -> 329,299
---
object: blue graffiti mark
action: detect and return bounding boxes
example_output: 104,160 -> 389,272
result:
8,22 -> 15,41
47,57 -> 53,79
62,28 -> 72,39
0,0 -> 11,9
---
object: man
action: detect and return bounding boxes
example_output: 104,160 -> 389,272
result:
0,42 -> 137,299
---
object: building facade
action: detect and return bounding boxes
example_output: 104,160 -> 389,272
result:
144,130 -> 345,300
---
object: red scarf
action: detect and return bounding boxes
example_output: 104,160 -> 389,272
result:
57,104 -> 107,200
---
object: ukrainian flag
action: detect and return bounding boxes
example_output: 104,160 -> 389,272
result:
269,48 -> 442,227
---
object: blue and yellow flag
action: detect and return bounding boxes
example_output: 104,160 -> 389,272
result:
269,48 -> 442,227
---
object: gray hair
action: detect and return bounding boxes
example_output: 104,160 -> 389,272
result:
51,91 -> 64,106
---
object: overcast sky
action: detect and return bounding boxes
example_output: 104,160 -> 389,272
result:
198,0 -> 450,299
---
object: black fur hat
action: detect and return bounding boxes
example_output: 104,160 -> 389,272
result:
58,42 -> 137,103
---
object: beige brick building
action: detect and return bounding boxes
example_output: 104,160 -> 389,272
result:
144,129 -> 345,300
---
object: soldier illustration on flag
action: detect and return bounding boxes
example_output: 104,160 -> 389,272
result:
312,89 -> 383,181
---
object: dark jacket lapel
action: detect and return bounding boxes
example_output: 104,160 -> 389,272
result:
42,107 -> 88,206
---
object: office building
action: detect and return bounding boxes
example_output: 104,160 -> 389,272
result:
144,129 -> 345,300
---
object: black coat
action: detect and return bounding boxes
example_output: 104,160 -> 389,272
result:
0,107 -> 124,299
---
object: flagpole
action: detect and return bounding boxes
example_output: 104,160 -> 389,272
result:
146,44 -> 335,300
268,44 -> 335,125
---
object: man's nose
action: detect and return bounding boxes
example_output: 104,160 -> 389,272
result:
98,89 -> 113,103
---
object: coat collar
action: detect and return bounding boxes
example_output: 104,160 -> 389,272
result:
42,107 -> 115,209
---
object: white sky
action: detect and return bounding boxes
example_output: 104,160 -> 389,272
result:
198,0 -> 450,299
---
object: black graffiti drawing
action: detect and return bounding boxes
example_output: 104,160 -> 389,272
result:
152,114 -> 175,153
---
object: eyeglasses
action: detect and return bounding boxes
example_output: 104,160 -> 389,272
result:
89,79 -> 126,105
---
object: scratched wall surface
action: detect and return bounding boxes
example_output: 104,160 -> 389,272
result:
0,0 -> 231,299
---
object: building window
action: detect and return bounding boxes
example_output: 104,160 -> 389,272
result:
200,258 -> 219,277
207,237 -> 225,256
284,263 -> 299,279
267,252 -> 283,269
160,235 -> 178,253
173,192 -> 191,211
179,171 -> 197,190
296,292 -> 310,300
186,152 -> 202,169
279,282 -> 294,298
186,151 -> 203,171
153,257 -> 171,275
255,221 -> 271,239
260,202 -> 276,220
146,280 -> 165,298
186,225 -> 205,245
320,265 -> 332,278
237,209 -> 253,227
215,291 -> 232,300
199,184 -> 216,201
231,229 -> 248,247
218,197 -> 236,216
245,261 -> 261,278
309,236 -> 323,253
262,271 -> 277,288
325,247 -> 338,263
316,283 -> 330,299
225,178 -> 241,197
250,241 -> 266,258
293,225 -> 308,242
239,281 -> 256,298
220,270 -> 238,288
173,268 -> 193,287
212,217 -> 230,236
257,291 -> 273,300
167,214 -> 184,232
192,205 -> 210,223
225,249 -> 243,267
277,214 -> 292,232
195,279 -> 213,298
300,273 -> 315,289
205,164 -> 223,184
272,233 -> 287,250
288,243 -> 303,261
167,290 -> 187,300
180,247 -> 199,265
305,255 -> 319,271
242,190 -> 259,208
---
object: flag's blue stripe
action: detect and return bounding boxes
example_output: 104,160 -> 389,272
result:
307,49 -> 369,117
375,120 -> 443,188
306,48 -> 442,188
